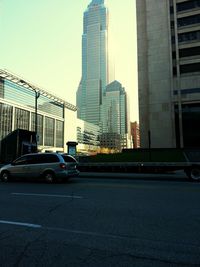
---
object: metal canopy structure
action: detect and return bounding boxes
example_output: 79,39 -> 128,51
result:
0,69 -> 77,111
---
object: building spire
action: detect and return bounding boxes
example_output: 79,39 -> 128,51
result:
88,0 -> 104,8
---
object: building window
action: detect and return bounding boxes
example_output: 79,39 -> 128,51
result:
55,120 -> 64,148
0,103 -> 13,140
14,108 -> 30,131
3,80 -> 64,119
178,31 -> 200,43
180,63 -> 200,74
44,117 -> 54,147
177,0 -> 200,12
175,103 -> 200,148
4,80 -> 35,109
0,79 -> 4,98
178,14 -> 200,27
38,96 -> 64,118
31,113 -> 43,145
179,46 -> 200,57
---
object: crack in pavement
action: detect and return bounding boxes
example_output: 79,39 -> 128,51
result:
13,232 -> 46,267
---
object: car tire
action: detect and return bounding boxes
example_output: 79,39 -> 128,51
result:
43,171 -> 55,183
0,171 -> 10,182
186,166 -> 200,182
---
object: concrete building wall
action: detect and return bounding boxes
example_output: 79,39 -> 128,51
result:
137,0 -> 174,148
64,108 -> 77,152
136,0 -> 200,148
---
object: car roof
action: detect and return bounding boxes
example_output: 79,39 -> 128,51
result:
20,152 -> 76,158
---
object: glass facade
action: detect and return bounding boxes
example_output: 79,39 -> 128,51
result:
4,80 -> 35,108
14,108 -> 30,131
4,80 -> 64,118
38,96 -> 64,118
55,120 -> 64,148
103,81 -> 127,135
102,81 -> 128,150
77,120 -> 100,147
0,79 -> 4,98
0,75 -> 65,150
31,113 -> 43,146
44,117 -> 55,147
77,0 -> 110,127
0,103 -> 13,140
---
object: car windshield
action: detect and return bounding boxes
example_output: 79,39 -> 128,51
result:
61,155 -> 77,163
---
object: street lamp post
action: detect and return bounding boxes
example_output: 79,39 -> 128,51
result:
34,90 -> 40,140
19,80 -> 40,143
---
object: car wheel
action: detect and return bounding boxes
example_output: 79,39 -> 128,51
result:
190,167 -> 200,181
1,171 -> 10,182
43,171 -> 55,183
186,166 -> 200,182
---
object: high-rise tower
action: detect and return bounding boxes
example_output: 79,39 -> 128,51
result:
100,80 -> 128,150
77,0 -> 110,127
137,0 -> 200,148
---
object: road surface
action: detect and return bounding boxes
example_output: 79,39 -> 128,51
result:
0,173 -> 199,266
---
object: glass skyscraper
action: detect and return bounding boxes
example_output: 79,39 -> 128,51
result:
100,80 -> 128,150
77,0 -> 110,127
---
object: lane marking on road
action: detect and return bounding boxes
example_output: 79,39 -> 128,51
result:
0,220 -> 131,241
45,226 -> 133,241
0,220 -> 41,228
11,193 -> 83,199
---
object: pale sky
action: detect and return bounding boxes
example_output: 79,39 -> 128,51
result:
0,0 -> 138,121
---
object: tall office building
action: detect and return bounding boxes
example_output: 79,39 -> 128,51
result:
136,0 -> 200,148
77,0 -> 111,127
100,80 -> 128,150
102,81 -> 127,134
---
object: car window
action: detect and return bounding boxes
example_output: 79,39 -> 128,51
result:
13,156 -> 28,165
61,155 -> 77,163
26,155 -> 41,164
38,154 -> 60,163
28,154 -> 60,164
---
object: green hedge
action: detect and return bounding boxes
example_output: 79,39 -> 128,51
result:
79,149 -> 187,163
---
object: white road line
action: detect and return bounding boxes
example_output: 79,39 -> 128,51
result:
45,226 -> 132,241
0,220 -> 41,228
0,220 -> 130,241
11,193 -> 83,199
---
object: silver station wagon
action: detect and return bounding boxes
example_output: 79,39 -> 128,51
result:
0,153 -> 79,183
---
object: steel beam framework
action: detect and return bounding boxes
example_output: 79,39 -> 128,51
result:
0,69 -> 77,112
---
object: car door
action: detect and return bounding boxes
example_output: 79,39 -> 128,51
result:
25,154 -> 45,179
21,155 -> 37,179
10,155 -> 29,178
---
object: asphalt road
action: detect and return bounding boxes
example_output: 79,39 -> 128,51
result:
0,173 -> 200,267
